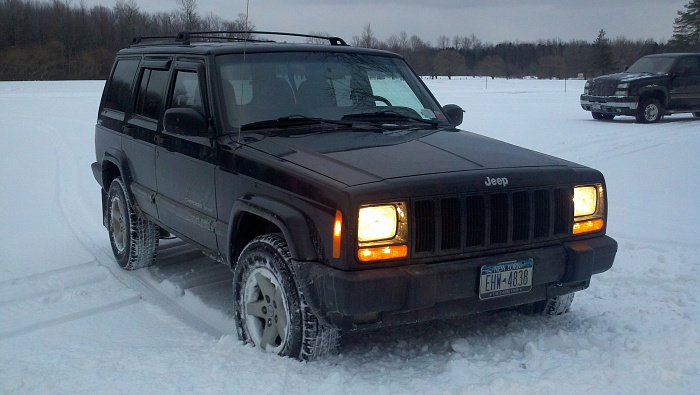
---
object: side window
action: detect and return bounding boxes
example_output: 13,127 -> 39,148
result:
675,57 -> 700,77
170,70 -> 204,113
104,59 -> 139,113
134,68 -> 170,120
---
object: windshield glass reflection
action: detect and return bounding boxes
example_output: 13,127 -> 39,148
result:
216,52 -> 448,129
626,57 -> 675,74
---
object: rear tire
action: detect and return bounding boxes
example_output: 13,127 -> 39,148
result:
233,234 -> 340,360
636,98 -> 663,123
521,293 -> 574,316
106,177 -> 159,270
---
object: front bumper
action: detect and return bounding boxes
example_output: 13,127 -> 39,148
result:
580,95 -> 638,115
296,235 -> 617,330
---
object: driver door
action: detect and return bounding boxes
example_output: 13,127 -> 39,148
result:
155,60 -> 218,250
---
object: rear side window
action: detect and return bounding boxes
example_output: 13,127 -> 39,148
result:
104,59 -> 139,113
675,57 -> 700,77
134,69 -> 170,120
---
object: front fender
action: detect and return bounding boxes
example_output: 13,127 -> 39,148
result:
227,195 -> 319,264
638,84 -> 669,106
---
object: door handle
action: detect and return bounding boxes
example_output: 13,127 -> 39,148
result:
154,135 -> 169,146
122,125 -> 134,136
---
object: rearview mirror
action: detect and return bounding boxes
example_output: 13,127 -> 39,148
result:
164,107 -> 208,137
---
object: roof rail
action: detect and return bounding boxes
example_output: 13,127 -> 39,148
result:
130,31 -> 348,47
130,34 -> 183,46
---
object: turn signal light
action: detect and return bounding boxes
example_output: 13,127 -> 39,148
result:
333,210 -> 342,259
573,219 -> 604,235
357,245 -> 408,262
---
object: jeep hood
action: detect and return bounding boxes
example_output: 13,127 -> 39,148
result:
245,129 -> 573,186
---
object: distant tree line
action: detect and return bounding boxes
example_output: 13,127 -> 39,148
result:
0,0 -> 698,81
0,0 -> 252,80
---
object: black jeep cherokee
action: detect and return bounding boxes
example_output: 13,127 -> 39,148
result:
92,31 -> 617,360
581,53 -> 700,123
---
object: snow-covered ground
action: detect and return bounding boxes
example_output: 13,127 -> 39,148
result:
1,78 -> 699,394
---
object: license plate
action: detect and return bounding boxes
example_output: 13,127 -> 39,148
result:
479,259 -> 533,300
592,104 -> 602,110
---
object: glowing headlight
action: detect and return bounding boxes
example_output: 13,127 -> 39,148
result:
358,205 -> 399,242
573,185 -> 598,217
357,203 -> 408,262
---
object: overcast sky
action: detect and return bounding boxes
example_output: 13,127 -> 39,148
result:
82,0 -> 688,44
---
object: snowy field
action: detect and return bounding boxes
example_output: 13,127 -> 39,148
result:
1,77 -> 699,394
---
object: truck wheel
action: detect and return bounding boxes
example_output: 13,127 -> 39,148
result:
233,234 -> 340,360
521,293 -> 574,316
106,177 -> 159,270
636,98 -> 663,123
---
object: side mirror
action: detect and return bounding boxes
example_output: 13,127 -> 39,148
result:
164,107 -> 208,137
443,104 -> 465,127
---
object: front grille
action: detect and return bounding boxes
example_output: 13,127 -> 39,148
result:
588,79 -> 617,96
413,187 -> 572,256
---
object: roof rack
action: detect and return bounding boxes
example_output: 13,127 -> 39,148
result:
130,31 -> 348,47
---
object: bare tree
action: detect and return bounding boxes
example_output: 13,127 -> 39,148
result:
436,35 -> 450,50
353,23 -> 379,48
434,50 -> 467,79
202,11 -> 222,31
177,0 -> 199,31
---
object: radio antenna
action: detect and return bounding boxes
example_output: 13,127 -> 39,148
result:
237,0 -> 250,144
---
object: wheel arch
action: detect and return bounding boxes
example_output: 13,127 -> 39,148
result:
227,196 -> 320,267
97,149 -> 135,226
638,85 -> 668,107
100,148 -> 134,190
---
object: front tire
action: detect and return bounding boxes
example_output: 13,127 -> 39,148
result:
636,98 -> 663,123
591,112 -> 614,120
233,234 -> 339,360
106,177 -> 159,270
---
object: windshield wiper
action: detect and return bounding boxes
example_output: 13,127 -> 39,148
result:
241,115 -> 351,131
342,110 -> 440,127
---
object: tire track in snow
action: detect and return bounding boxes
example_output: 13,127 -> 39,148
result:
0,297 -> 142,339
30,118 -> 234,338
543,124 -> 676,164
0,260 -> 101,304
0,262 -> 142,338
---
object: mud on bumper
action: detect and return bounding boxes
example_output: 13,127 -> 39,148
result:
295,235 -> 617,330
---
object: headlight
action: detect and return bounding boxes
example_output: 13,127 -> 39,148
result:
583,81 -> 591,94
573,185 -> 605,235
614,83 -> 629,97
357,202 -> 408,262
358,205 -> 398,242
573,186 -> 598,217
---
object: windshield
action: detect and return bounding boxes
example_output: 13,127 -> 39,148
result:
626,57 -> 675,74
215,51 -> 449,129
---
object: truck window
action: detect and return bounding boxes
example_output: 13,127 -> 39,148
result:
104,59 -> 139,113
